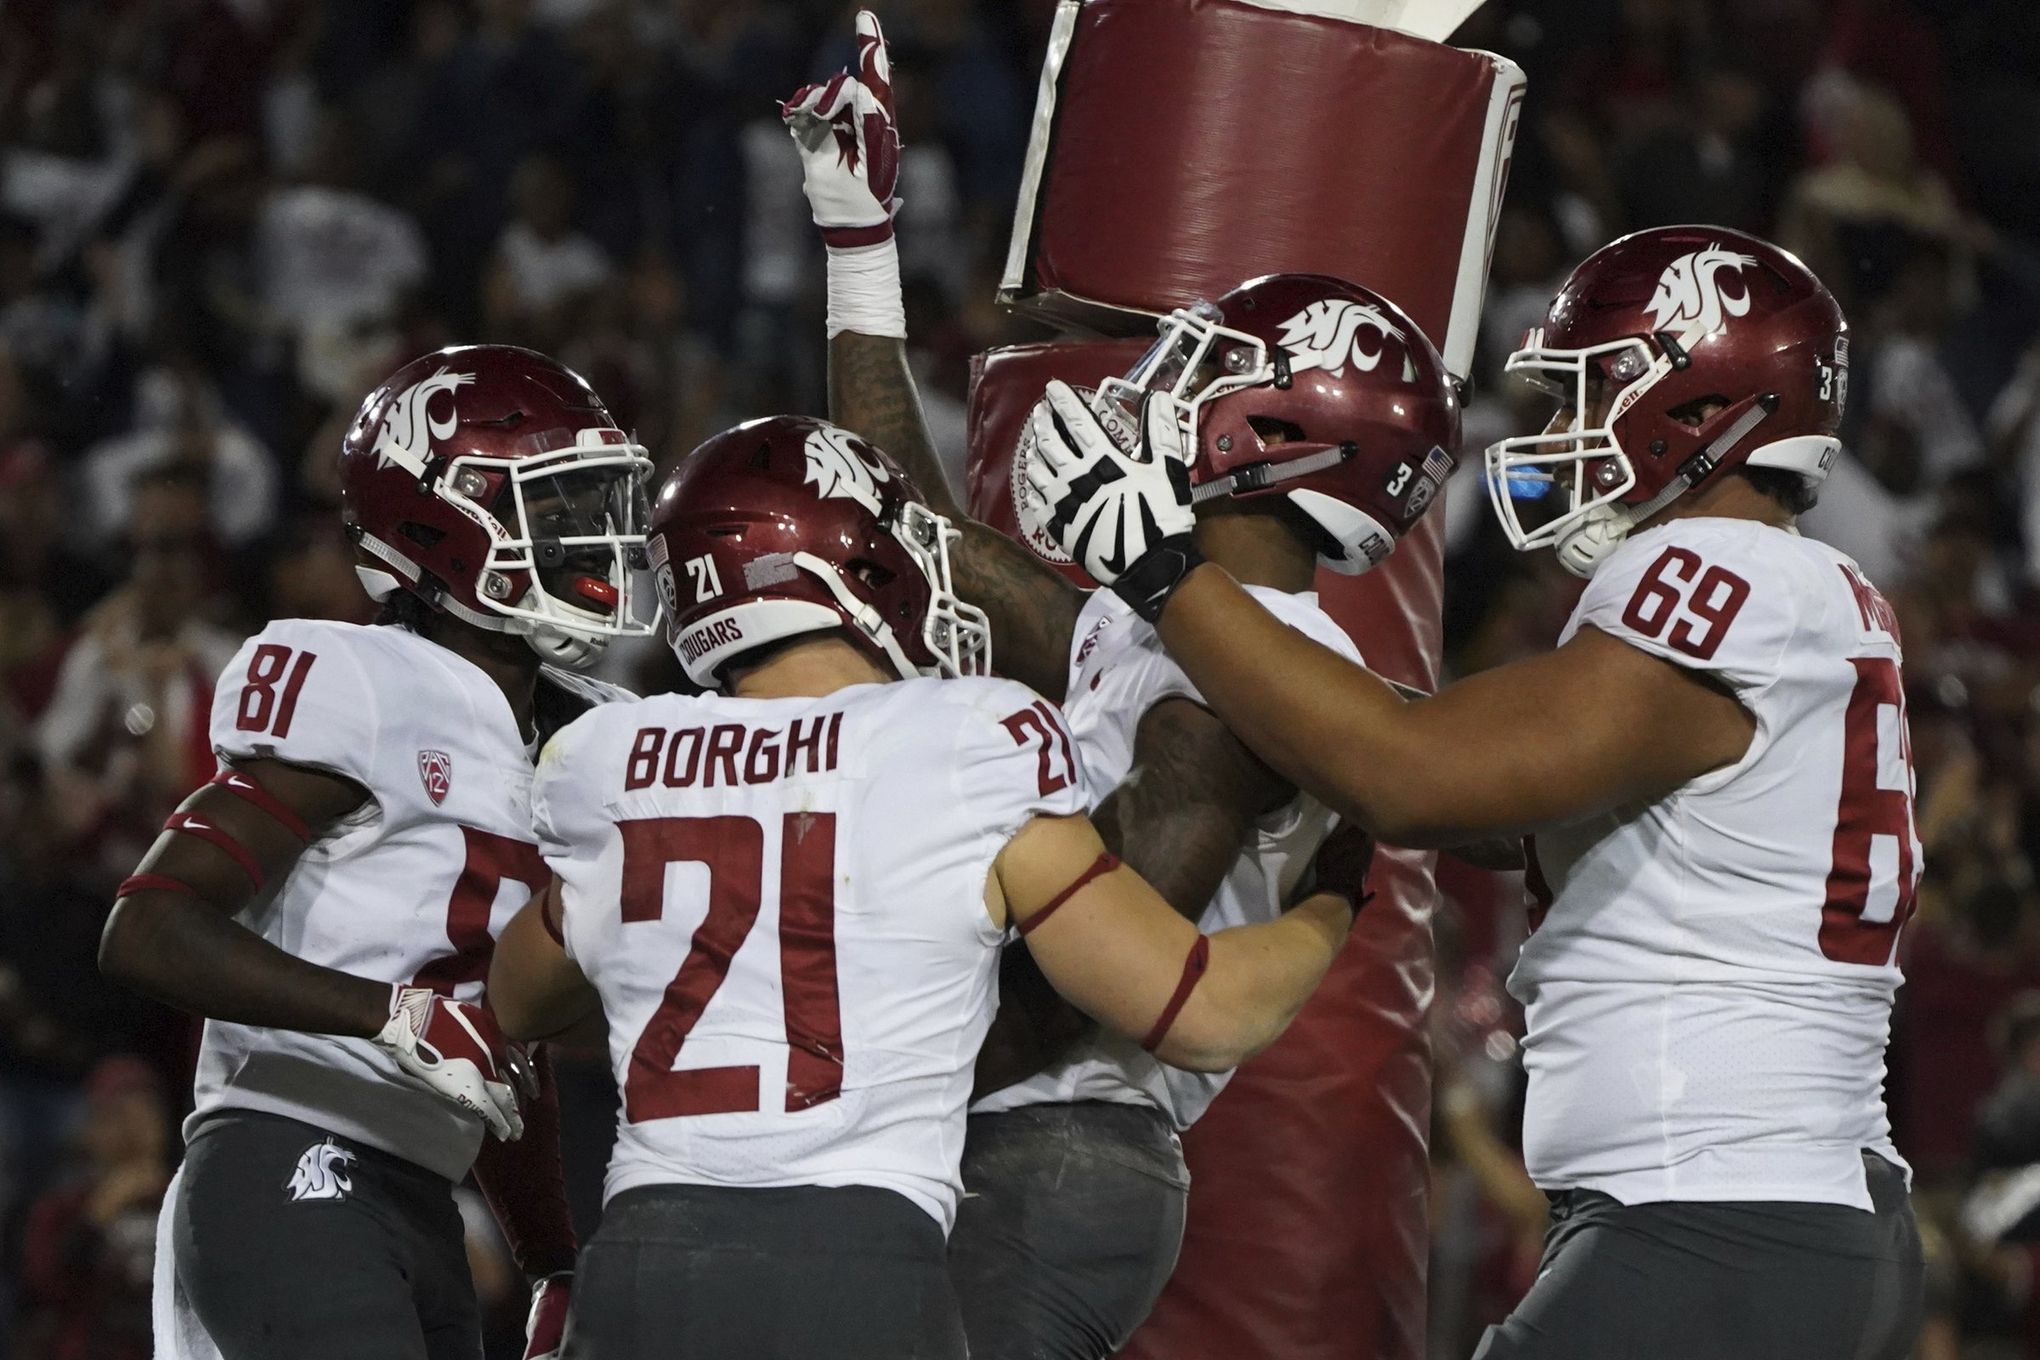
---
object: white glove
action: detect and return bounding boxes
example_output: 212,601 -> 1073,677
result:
1020,381 -> 1201,619
373,985 -> 531,1141
782,10 -> 900,245
782,10 -> 906,337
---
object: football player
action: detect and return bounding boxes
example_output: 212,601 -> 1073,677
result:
777,15 -> 1464,1356
483,414 -> 1363,1360
99,346 -> 656,1360
1027,226 -> 1926,1360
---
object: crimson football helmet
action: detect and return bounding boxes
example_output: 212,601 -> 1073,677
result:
1487,225 -> 1849,577
648,415 -> 989,687
1076,273 -> 1461,574
339,345 -> 656,667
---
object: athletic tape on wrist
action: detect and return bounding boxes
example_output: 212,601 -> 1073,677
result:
1015,851 -> 1120,937
825,238 -> 906,339
1140,934 -> 1211,1052
1115,538 -> 1204,624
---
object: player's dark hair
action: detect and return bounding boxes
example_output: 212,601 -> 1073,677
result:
374,588 -> 434,632
1738,466 -> 1818,516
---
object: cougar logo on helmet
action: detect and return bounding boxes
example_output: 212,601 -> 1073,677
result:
803,425 -> 891,515
372,369 -> 475,473
286,1137 -> 357,1202
1275,299 -> 1404,378
1644,246 -> 1757,335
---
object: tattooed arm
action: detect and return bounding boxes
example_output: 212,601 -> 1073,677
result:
830,332 -> 1085,701
975,697 -> 1292,1095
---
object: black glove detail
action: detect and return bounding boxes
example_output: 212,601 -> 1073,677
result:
1111,536 -> 1204,624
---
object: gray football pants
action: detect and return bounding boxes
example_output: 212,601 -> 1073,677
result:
1474,1152 -> 1924,1360
170,1111 -> 479,1360
948,1102 -> 1190,1360
570,1182 -> 966,1360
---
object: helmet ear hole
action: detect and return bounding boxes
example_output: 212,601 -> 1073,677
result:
847,558 -> 895,590
401,522 -> 446,549
1666,395 -> 1732,428
1246,416 -> 1306,446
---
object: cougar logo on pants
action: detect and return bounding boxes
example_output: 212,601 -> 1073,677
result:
287,1137 -> 358,1202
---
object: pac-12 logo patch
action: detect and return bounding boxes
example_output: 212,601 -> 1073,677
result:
287,1137 -> 357,1202
418,750 -> 453,805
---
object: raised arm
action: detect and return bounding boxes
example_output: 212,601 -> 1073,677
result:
787,11 -> 1084,699
829,334 -> 1085,698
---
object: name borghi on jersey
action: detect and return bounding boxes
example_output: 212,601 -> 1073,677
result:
532,675 -> 1089,1230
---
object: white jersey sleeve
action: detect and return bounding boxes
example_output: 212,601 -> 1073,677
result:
945,677 -> 1093,848
1562,521 -> 1803,698
209,619 -> 384,786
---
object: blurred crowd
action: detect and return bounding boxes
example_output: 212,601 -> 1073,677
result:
0,0 -> 2037,1357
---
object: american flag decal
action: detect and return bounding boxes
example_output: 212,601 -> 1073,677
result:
1421,445 -> 1455,483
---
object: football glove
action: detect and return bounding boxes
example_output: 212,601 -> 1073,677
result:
1020,380 -> 1201,621
373,986 -> 531,1141
1303,823 -> 1376,918
521,1271 -> 572,1360
781,10 -> 900,249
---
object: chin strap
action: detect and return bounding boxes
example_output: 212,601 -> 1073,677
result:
1188,444 -> 1349,504
1560,398 -> 1777,577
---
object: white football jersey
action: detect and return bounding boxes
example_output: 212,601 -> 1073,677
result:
1511,517 -> 1919,1210
973,586 -> 1359,1131
193,620 -> 628,1182
532,676 -> 1089,1231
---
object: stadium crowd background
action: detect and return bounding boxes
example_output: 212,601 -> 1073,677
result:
0,0 -> 2037,1356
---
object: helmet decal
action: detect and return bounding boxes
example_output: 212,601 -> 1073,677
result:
372,368 -> 475,474
1275,298 -> 1404,378
803,424 -> 892,515
1644,245 -> 1757,334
